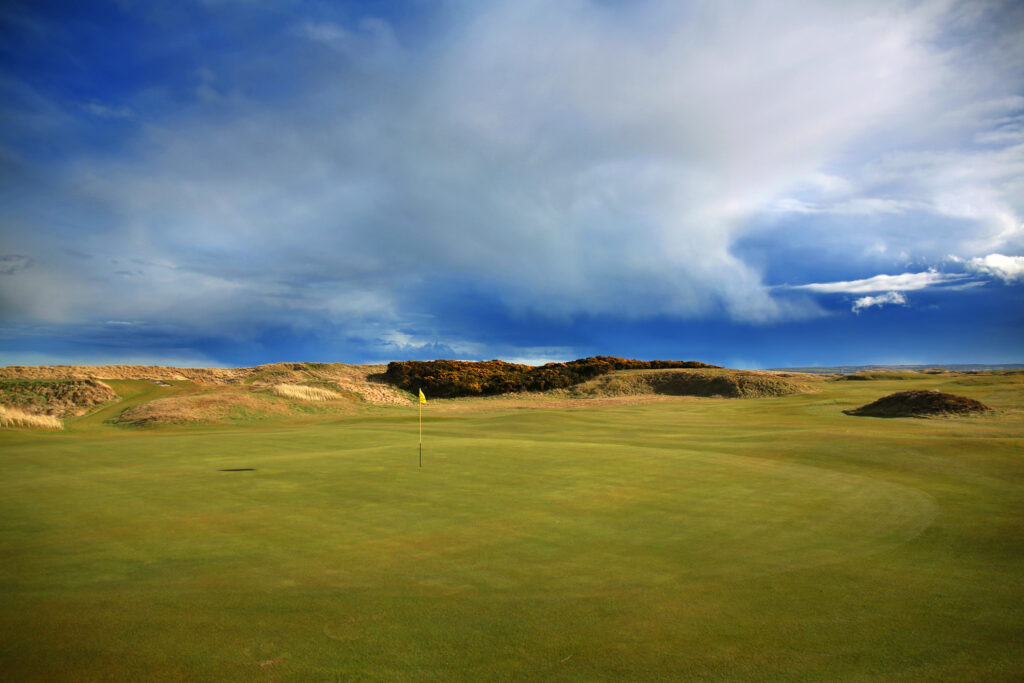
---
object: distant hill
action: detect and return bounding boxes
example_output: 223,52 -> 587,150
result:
769,363 -> 1024,375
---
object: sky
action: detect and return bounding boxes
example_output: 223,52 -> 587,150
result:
1,0 -> 1022,369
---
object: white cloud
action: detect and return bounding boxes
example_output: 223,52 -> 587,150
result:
299,18 -> 398,59
967,253 -> 1024,282
768,196 -> 923,215
499,356 -> 567,367
378,330 -> 485,358
80,101 -> 133,119
792,268 -> 959,294
54,2 -> 953,321
852,291 -> 907,313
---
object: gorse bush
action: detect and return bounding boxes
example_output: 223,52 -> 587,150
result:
383,357 -> 719,398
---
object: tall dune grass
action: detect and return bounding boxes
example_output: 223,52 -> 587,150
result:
270,384 -> 342,402
0,405 -> 63,429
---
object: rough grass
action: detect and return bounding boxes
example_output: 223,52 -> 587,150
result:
567,368 -> 817,398
0,379 -> 117,417
845,389 -> 991,417
0,373 -> 1021,680
0,405 -> 63,429
269,383 -> 344,402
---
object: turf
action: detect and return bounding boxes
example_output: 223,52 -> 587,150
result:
1,376 -> 1022,681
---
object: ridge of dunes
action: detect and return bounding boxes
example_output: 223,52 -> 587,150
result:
566,368 -> 819,398
0,362 -> 822,430
0,362 -> 410,406
0,361 -> 380,384
383,357 -> 720,398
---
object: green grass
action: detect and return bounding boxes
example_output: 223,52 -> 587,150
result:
1,376 -> 1022,680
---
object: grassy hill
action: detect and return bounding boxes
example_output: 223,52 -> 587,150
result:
0,363 -> 411,428
565,367 -> 819,398
0,362 -> 409,405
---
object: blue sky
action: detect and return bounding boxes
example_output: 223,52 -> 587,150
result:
1,0 -> 1022,369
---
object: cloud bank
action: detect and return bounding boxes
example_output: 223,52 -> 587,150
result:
1,0 -> 1022,363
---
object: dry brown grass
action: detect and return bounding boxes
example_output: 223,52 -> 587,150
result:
270,384 -> 343,402
0,405 -> 63,429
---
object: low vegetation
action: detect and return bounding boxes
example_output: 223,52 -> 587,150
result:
383,356 -> 719,398
0,378 -> 117,417
845,389 -> 991,417
0,405 -> 63,429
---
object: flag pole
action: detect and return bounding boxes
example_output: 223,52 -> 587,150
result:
418,392 -> 422,468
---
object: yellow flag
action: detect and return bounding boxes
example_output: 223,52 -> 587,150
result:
418,388 -> 427,404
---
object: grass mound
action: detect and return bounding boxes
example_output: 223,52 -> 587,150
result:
0,405 -> 63,429
113,392 -> 293,426
569,368 -> 815,398
845,390 -> 990,417
383,357 -> 719,398
0,379 -> 117,417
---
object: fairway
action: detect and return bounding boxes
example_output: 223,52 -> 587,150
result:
2,376 -> 1023,680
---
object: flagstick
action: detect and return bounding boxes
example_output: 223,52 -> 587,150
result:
418,396 -> 422,468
